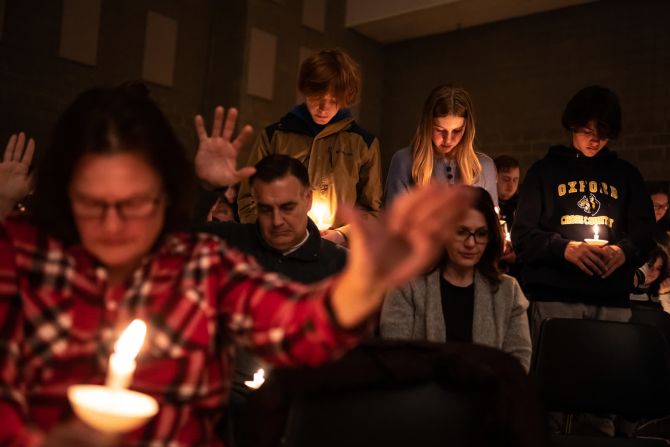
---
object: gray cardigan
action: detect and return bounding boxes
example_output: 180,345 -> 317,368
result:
380,269 -> 532,371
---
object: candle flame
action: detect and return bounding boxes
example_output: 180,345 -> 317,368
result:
593,224 -> 599,241
253,368 -> 265,382
115,320 -> 147,361
309,198 -> 334,232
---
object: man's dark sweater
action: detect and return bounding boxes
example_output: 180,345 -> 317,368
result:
200,218 -> 346,284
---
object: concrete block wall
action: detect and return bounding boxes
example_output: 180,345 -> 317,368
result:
238,0 -> 383,162
2,0 -> 667,184
381,0 -> 670,182
0,0 -> 234,160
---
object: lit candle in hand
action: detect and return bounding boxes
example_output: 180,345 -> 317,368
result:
309,199 -> 333,232
584,224 -> 608,247
106,319 -> 147,390
68,319 -> 157,433
495,206 -> 507,229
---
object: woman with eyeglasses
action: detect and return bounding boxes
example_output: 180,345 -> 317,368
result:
380,186 -> 531,371
384,85 -> 498,207
0,84 -> 470,446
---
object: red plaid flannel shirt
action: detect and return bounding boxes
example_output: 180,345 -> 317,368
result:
0,216 -> 360,446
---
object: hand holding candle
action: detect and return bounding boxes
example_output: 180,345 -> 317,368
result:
495,207 -> 509,237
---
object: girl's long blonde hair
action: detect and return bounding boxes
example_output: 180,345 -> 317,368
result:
411,85 -> 480,186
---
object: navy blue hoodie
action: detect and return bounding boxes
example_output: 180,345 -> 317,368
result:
511,145 -> 655,306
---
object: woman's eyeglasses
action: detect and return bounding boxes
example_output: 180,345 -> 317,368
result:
454,227 -> 489,244
70,195 -> 163,220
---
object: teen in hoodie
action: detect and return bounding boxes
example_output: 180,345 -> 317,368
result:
512,86 -> 655,338
237,49 -> 382,246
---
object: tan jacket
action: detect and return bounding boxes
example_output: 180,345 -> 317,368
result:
238,111 -> 382,238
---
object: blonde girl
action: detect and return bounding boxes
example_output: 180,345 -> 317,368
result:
385,84 -> 497,206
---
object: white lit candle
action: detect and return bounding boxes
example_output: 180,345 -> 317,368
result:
106,320 -> 147,390
309,199 -> 333,232
244,368 -> 265,390
68,319 -> 157,433
68,384 -> 159,433
584,224 -> 608,247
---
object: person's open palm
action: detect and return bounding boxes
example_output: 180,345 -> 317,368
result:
194,106 -> 255,188
331,184 -> 473,328
344,184 -> 472,291
1,132 -> 35,205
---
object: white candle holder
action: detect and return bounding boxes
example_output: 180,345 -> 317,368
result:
68,385 -> 158,433
68,320 -> 157,433
584,224 -> 608,247
584,238 -> 608,247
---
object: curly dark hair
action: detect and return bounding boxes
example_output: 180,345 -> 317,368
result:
31,83 -> 196,243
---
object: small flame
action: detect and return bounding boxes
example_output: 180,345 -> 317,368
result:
593,224 -> 599,241
114,320 -> 147,361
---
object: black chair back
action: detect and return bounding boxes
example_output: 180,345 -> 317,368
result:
284,380 -> 485,447
631,307 -> 670,349
242,339 -> 550,447
531,318 -> 670,418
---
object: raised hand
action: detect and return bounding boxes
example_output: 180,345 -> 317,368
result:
0,132 -> 35,218
194,106 -> 255,189
331,184 -> 472,328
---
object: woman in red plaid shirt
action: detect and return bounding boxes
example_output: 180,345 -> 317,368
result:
0,84 -> 469,446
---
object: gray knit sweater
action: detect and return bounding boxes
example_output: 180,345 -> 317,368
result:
380,268 -> 532,371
